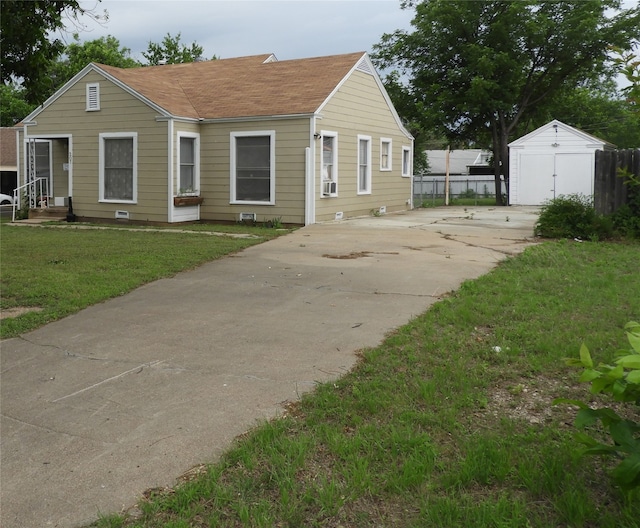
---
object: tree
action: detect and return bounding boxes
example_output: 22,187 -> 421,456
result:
0,84 -> 36,127
49,34 -> 140,93
142,33 -> 208,65
0,0 -> 106,104
374,0 -> 640,205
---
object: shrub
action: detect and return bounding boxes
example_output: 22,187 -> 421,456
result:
534,194 -> 612,240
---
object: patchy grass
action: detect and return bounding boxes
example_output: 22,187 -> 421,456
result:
89,240 -> 640,527
0,223 -> 286,339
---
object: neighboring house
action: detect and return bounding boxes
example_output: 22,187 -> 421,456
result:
1,127 -> 18,197
424,149 -> 491,176
508,119 -> 614,206
16,52 -> 414,225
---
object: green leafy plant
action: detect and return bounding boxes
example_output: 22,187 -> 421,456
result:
535,194 -> 612,240
555,322 -> 640,494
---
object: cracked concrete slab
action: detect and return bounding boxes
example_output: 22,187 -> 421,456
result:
0,206 -> 540,528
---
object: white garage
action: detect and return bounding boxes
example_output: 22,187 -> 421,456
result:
508,120 -> 614,205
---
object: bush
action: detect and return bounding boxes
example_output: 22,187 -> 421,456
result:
535,194 -> 612,240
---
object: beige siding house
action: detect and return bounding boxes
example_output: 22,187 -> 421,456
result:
17,52 -> 413,225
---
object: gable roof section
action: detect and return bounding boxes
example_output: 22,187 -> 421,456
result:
509,119 -> 614,148
96,52 -> 367,120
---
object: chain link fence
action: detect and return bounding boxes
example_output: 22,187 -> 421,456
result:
413,176 -> 505,206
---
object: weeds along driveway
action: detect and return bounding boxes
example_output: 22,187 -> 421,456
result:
0,206 -> 539,528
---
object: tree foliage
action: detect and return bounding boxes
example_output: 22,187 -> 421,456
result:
374,0 -> 640,204
142,32 -> 208,65
48,34 -> 140,93
0,84 -> 36,127
0,0 -> 105,104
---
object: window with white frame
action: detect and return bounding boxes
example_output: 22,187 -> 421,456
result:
231,131 -> 275,204
321,131 -> 338,197
380,138 -> 392,171
357,135 -> 371,194
178,133 -> 199,194
86,83 -> 100,111
99,132 -> 137,202
402,146 -> 412,177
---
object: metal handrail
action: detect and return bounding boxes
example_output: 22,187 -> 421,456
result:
11,178 -> 50,222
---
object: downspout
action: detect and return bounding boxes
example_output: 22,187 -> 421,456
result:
167,119 -> 174,223
305,115 -> 317,225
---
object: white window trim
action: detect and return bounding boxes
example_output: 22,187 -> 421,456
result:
99,132 -> 138,203
357,134 -> 372,195
176,132 -> 200,196
402,145 -> 412,177
380,138 -> 392,171
86,83 -> 100,111
320,130 -> 338,198
230,130 -> 276,205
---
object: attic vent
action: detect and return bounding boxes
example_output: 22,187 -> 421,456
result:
356,57 -> 374,75
86,83 -> 100,111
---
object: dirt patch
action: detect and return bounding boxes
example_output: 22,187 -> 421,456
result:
0,306 -> 43,320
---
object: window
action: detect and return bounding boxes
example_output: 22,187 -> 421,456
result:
402,146 -> 412,177
99,133 -> 137,202
357,135 -> 371,194
231,131 -> 275,204
86,83 -> 100,111
380,138 -> 392,171
178,133 -> 199,194
321,131 -> 338,197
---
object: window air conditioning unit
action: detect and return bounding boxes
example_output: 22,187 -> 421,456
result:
322,181 -> 337,196
239,212 -> 256,222
115,210 -> 130,220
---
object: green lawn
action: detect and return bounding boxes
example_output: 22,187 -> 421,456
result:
89,239 -> 640,528
3,222 -> 638,527
0,222 -> 284,339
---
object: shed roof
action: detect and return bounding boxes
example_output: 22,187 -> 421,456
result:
508,119 -> 615,148
95,52 -> 367,120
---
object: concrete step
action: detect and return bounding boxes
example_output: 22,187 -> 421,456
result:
28,206 -> 67,220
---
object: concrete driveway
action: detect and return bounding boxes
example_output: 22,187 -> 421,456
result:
1,206 -> 539,527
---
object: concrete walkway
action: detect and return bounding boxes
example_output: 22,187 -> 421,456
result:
1,206 -> 540,527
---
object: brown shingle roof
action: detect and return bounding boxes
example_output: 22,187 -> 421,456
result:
96,52 -> 365,120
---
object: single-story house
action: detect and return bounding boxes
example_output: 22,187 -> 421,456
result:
1,127 -> 18,197
508,119 -> 614,206
16,52 -> 414,225
424,149 -> 491,177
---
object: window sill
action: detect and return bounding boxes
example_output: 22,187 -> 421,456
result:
174,196 -> 204,207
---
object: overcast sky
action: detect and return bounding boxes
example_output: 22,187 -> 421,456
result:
70,0 -> 414,63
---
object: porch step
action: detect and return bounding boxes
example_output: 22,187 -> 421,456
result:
28,206 -> 67,221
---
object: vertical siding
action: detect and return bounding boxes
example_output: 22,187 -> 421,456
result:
200,118 -> 309,225
315,70 -> 412,222
22,70 -> 169,222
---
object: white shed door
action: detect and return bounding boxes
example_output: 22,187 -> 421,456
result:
517,154 -> 555,205
555,153 -> 593,198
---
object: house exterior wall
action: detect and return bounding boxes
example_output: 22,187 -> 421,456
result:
19,70 -> 169,222
314,70 -> 412,222
509,123 -> 604,206
199,118 -> 309,225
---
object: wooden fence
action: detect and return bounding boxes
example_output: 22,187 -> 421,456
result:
594,149 -> 640,215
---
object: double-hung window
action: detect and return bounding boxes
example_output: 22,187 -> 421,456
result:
380,138 -> 392,171
402,146 -> 412,177
357,135 -> 371,194
231,131 -> 275,204
178,133 -> 199,194
321,131 -> 338,197
99,132 -> 137,203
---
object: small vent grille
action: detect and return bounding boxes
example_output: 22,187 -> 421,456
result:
356,57 -> 374,75
239,212 -> 256,222
335,211 -> 344,221
115,210 -> 129,220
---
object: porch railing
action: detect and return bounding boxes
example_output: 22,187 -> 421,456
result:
11,178 -> 51,222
